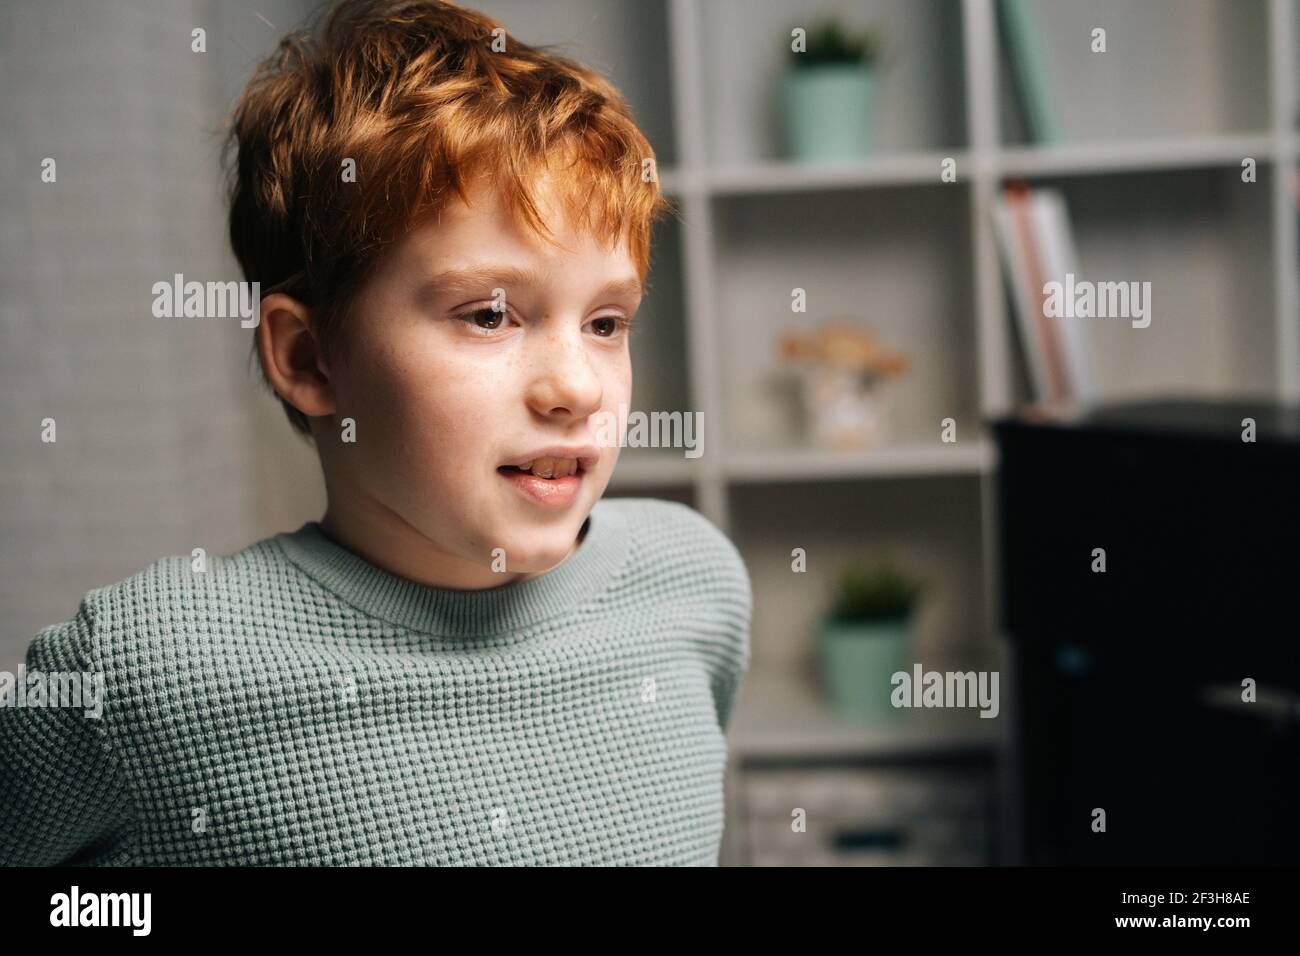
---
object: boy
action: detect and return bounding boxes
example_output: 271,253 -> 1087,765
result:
0,0 -> 750,865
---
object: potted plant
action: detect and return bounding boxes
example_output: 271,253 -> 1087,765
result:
818,559 -> 922,724
781,18 -> 883,162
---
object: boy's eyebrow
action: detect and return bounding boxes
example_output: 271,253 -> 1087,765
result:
418,264 -> 645,303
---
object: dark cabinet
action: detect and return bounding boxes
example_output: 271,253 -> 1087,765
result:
993,399 -> 1300,864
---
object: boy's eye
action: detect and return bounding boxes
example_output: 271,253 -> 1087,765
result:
456,307 -> 509,332
590,313 -> 639,339
455,308 -> 634,338
590,315 -> 627,337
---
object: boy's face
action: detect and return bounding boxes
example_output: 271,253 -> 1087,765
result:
317,173 -> 639,583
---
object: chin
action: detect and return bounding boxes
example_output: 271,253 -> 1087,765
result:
497,530 -> 580,572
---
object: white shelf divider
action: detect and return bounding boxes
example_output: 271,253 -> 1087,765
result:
668,0 -> 728,529
1269,0 -> 1299,403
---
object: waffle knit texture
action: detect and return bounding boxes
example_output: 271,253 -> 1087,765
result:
0,497 -> 751,866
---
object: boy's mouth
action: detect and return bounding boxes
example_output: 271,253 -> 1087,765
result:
496,459 -> 584,508
497,446 -> 599,478
497,457 -> 583,479
496,449 -> 597,507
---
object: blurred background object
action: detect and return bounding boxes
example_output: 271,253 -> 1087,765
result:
781,16 -> 885,161
778,321 -> 910,448
995,400 -> 1300,865
3,0 -> 1298,866
816,559 -> 922,724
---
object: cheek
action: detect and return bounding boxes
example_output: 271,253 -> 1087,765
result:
339,329 -> 503,481
604,352 -> 633,412
590,354 -> 632,471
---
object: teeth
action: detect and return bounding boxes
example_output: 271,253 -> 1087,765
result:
517,457 -> 577,478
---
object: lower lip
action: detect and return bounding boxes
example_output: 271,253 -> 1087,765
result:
497,467 -> 583,507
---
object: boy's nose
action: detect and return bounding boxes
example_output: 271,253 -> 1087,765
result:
524,328 -> 604,417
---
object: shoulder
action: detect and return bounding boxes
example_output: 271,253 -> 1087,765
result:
597,496 -> 750,599
597,495 -> 737,560
598,498 -> 752,724
47,533 -> 290,679
84,533 -> 282,624
595,497 -> 751,666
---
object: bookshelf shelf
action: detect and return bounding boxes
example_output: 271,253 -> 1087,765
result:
729,671 -> 1000,761
703,150 -> 972,196
723,440 -> 994,483
666,134 -> 1281,196
997,132 -> 1277,178
607,453 -> 697,489
610,441 -> 993,488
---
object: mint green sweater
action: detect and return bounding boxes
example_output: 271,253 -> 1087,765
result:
0,497 -> 751,866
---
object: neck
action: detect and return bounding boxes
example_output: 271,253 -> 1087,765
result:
318,485 -> 577,592
273,497 -> 627,639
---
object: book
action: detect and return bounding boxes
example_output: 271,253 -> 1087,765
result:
1029,189 -> 1094,405
991,181 -> 1094,409
998,0 -> 1062,145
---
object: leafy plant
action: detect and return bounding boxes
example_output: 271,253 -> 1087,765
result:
827,559 -> 922,624
790,18 -> 881,69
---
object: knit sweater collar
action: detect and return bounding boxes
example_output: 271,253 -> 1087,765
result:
272,499 -> 629,638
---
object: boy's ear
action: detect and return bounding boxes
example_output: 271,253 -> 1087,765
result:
257,293 -> 336,421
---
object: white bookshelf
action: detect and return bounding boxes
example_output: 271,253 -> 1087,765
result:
480,0 -> 1300,667
482,0 -> 1300,860
603,0 -> 1293,652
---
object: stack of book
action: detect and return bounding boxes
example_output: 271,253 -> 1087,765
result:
991,181 -> 1094,409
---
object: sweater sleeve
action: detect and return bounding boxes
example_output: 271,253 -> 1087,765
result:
0,602 -> 134,865
710,541 -> 753,734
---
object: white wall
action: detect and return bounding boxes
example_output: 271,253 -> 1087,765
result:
0,0 -> 324,670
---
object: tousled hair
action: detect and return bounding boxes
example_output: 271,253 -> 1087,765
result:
225,0 -> 676,435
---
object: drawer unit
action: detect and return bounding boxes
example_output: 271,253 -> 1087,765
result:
741,765 -> 993,866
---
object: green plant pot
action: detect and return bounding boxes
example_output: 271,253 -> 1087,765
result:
817,616 -> 911,724
781,64 -> 877,162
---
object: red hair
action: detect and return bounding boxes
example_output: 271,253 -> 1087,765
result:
225,0 -> 677,434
